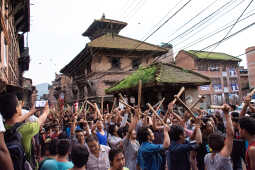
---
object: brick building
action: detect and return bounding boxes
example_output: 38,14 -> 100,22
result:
175,50 -> 242,107
60,16 -> 167,103
22,77 -> 37,108
0,0 -> 31,96
246,46 -> 255,89
239,66 -> 249,98
48,74 -> 73,105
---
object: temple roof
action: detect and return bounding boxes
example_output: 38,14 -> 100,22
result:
105,62 -> 211,94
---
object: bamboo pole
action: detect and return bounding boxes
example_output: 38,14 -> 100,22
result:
101,96 -> 104,114
210,105 -> 224,109
171,87 -> 185,105
156,98 -> 165,112
138,80 -> 142,110
189,95 -> 205,109
174,95 -> 197,119
111,97 -> 117,113
147,103 -> 167,126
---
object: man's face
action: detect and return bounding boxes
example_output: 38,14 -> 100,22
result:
147,128 -> 154,142
238,126 -> 246,139
112,152 -> 125,170
97,121 -> 103,130
87,140 -> 100,155
76,131 -> 85,144
130,130 -> 136,140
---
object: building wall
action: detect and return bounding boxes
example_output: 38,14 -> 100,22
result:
246,46 -> 255,89
176,51 -> 241,106
0,0 -> 29,92
175,50 -> 195,70
85,54 -> 154,97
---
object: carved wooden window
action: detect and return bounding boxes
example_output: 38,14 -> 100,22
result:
132,58 -> 141,69
111,57 -> 120,69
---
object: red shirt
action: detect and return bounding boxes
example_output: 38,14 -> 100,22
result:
246,141 -> 255,170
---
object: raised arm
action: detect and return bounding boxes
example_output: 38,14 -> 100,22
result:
163,125 -> 170,149
220,104 -> 234,157
16,105 -> 38,123
240,95 -> 251,117
38,103 -> 50,126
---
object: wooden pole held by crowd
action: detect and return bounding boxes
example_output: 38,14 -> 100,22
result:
174,95 -> 197,119
101,97 -> 104,114
138,80 -> 142,110
147,103 -> 167,126
171,87 -> 185,105
107,104 -> 109,113
119,99 -> 135,110
111,97 -> 117,113
156,97 -> 165,112
210,105 -> 224,109
87,101 -> 95,108
248,88 -> 255,97
190,95 -> 205,109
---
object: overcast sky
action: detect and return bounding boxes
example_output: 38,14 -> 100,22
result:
24,0 -> 255,85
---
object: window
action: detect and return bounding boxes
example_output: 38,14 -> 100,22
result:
222,65 -> 226,71
223,77 -> 227,87
111,57 -> 120,69
213,94 -> 223,105
132,58 -> 141,69
212,78 -> 222,92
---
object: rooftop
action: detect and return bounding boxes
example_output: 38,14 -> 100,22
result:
185,50 -> 241,62
105,62 -> 210,94
87,33 -> 168,53
82,16 -> 128,40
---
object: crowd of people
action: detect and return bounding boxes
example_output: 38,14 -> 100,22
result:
0,90 -> 255,170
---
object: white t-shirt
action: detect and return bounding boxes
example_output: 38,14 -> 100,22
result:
0,114 -> 6,133
22,109 -> 38,122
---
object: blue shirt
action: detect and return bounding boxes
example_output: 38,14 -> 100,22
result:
40,159 -> 74,170
137,142 -> 164,170
96,131 -> 108,146
167,140 -> 198,170
57,161 -> 73,170
40,159 -> 58,170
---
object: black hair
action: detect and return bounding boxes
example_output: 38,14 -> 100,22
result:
208,133 -> 225,152
0,93 -> 18,120
250,113 -> 255,119
239,117 -> 255,135
169,125 -> 184,141
231,112 -> 239,118
58,132 -> 68,139
229,104 -> 236,111
108,124 -> 117,136
109,148 -> 123,163
49,139 -> 58,155
71,144 -> 89,168
86,135 -> 98,144
75,129 -> 83,133
16,91 -> 24,101
137,127 -> 151,144
57,139 -> 71,156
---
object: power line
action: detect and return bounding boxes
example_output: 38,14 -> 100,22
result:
209,0 -> 254,52
166,0 -> 239,44
178,10 -> 255,50
167,0 -> 220,42
199,21 -> 255,51
173,0 -> 246,47
125,0 -> 148,21
135,0 -> 193,50
140,0 -> 186,40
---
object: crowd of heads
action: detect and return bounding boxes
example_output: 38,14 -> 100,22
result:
0,90 -> 255,170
